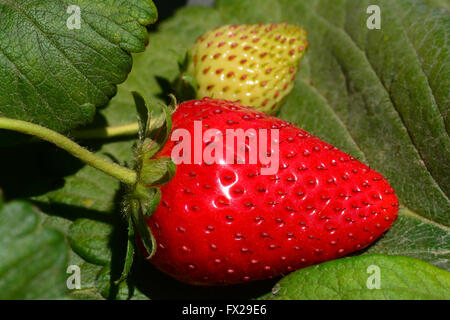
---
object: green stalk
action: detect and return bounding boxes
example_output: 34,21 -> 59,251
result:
0,117 -> 137,185
72,123 -> 139,139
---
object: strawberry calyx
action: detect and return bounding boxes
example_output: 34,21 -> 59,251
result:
171,51 -> 198,102
119,92 -> 177,283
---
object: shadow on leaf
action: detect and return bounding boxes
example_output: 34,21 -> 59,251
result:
131,255 -> 278,300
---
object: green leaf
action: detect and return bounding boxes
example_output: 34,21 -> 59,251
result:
26,137 -> 141,298
106,5 -> 223,112
0,0 -> 157,135
0,200 -> 70,299
35,165 -> 122,214
26,135 -> 136,298
67,256 -> 104,300
280,77 -> 367,162
421,0 -> 450,10
68,218 -> 114,265
366,208 -> 450,270
261,254 -> 450,300
67,251 -> 148,300
96,263 -> 149,300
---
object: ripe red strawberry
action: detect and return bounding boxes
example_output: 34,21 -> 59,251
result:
141,98 -> 399,286
189,23 -> 308,114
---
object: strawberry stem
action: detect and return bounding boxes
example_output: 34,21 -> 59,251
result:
0,117 -> 137,185
72,123 -> 139,139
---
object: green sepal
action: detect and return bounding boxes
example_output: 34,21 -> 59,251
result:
142,103 -> 173,159
128,92 -> 177,261
97,263 -> 134,300
167,94 -> 178,113
140,157 -> 176,186
133,185 -> 162,217
178,49 -> 191,71
130,198 -> 157,259
114,216 -> 135,286
132,91 -> 150,139
171,50 -> 198,101
172,73 -> 197,102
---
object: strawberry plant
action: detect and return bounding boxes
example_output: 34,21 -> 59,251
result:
0,0 -> 448,300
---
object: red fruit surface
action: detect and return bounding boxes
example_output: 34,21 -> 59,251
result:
143,98 -> 399,286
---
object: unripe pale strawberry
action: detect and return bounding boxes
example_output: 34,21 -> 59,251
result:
190,23 -> 308,114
